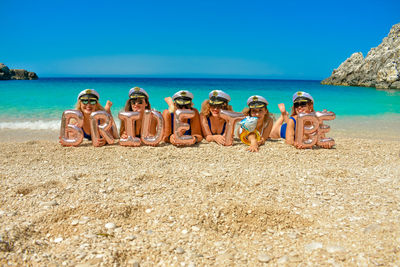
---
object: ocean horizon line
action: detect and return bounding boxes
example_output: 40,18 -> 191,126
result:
29,76 -> 324,82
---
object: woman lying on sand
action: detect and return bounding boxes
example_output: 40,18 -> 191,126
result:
270,91 -> 334,149
162,90 -> 203,146
74,89 -> 113,141
240,95 -> 273,152
200,90 -> 233,145
119,87 -> 157,139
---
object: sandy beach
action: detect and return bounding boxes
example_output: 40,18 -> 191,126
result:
1,127 -> 399,266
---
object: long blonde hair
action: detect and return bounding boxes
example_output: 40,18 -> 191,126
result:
200,100 -> 233,116
119,97 -> 151,136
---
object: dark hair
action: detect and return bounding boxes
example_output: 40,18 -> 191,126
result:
119,97 -> 151,136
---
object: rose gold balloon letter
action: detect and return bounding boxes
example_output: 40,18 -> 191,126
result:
220,110 -> 245,146
295,112 -> 319,148
141,110 -> 164,146
118,111 -> 141,147
316,109 -> 336,147
173,109 -> 196,145
60,109 -> 84,147
90,111 -> 115,147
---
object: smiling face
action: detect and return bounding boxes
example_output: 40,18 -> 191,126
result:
130,97 -> 147,113
209,103 -> 226,117
79,98 -> 98,115
294,101 -> 313,114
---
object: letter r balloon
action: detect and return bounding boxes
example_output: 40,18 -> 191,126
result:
90,111 -> 115,147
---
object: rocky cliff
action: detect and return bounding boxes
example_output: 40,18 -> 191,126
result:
321,23 -> 400,89
0,63 -> 38,80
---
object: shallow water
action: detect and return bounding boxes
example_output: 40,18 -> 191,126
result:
0,78 -> 399,136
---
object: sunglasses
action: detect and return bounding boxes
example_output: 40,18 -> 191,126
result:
130,98 -> 144,104
250,108 -> 264,113
210,103 -> 225,109
294,101 -> 309,108
80,98 -> 98,105
176,103 -> 191,109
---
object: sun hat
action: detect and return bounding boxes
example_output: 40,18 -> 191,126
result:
129,87 -> 149,99
172,90 -> 194,105
209,90 -> 231,105
77,89 -> 99,100
292,91 -> 314,103
247,95 -> 269,108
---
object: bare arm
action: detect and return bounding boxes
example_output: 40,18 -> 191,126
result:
200,114 -> 213,142
259,117 -> 273,145
285,118 -> 296,145
247,133 -> 259,152
162,110 -> 172,143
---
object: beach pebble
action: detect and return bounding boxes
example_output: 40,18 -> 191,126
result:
257,254 -> 271,263
105,223 -> 116,229
181,229 -> 188,234
125,235 -> 136,241
305,242 -> 323,252
287,232 -> 297,239
79,217 -> 89,224
326,245 -> 345,253
54,237 -> 63,243
145,208 -> 152,213
191,226 -> 200,231
176,247 -> 185,254
277,255 -> 289,264
71,220 -> 79,226
363,224 -> 380,234
201,171 -> 212,177
127,259 -> 140,267
40,200 -> 58,207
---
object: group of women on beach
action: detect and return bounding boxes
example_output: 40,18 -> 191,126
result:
69,87 -> 333,151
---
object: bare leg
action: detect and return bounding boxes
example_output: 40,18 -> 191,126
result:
270,103 -> 289,139
278,103 -> 289,123
164,97 -> 175,113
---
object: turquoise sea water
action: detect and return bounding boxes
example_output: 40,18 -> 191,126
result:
0,78 -> 399,130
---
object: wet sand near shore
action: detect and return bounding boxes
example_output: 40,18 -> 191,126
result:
1,130 -> 399,265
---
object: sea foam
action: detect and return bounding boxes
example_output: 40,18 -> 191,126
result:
0,120 -> 60,130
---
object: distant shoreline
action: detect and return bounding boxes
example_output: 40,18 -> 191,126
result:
20,76 -> 324,82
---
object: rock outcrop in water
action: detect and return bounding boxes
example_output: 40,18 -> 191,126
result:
0,63 -> 38,80
321,23 -> 400,89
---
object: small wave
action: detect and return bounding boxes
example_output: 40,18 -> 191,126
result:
0,120 -> 60,130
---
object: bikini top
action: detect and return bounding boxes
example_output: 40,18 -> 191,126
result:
83,128 -> 92,140
170,112 -> 191,135
207,117 -> 226,135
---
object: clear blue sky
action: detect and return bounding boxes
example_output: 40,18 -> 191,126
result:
2,0 -> 399,79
